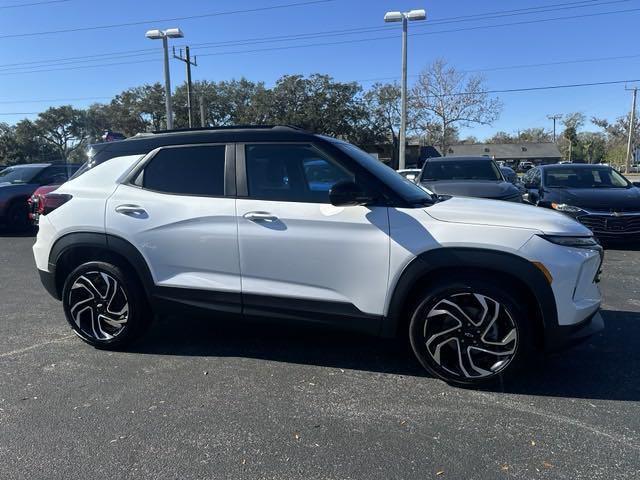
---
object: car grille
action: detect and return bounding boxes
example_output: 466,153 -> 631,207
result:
577,214 -> 640,234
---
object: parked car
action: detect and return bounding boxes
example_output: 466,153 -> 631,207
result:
418,156 -> 522,202
0,163 -> 79,229
397,168 -> 421,183
523,163 -> 640,240
101,130 -> 126,142
34,126 -> 603,387
500,166 -> 526,195
28,184 -> 61,225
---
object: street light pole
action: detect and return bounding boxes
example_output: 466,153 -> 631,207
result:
146,28 -> 184,131
161,36 -> 173,130
384,9 -> 426,170
400,16 -> 408,170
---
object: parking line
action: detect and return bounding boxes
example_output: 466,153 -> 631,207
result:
0,334 -> 74,359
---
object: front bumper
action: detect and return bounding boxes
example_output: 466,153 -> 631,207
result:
544,309 -> 604,351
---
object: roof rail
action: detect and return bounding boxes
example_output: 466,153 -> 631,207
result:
148,124 -> 309,135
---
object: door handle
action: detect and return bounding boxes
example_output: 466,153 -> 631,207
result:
243,211 -> 278,222
115,204 -> 147,216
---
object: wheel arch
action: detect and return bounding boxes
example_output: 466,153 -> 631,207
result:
381,247 -> 558,350
49,232 -> 154,301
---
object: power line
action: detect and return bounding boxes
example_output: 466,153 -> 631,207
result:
440,78 -> 640,97
0,0 -> 70,9
0,0 -> 626,71
2,3 -> 635,76
178,0 -> 629,50
0,96 -> 111,104
355,53 -> 640,83
0,0 -> 335,40
189,7 -> 640,59
1,78 -> 639,114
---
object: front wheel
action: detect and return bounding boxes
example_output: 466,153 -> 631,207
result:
62,261 -> 150,349
409,277 -> 532,387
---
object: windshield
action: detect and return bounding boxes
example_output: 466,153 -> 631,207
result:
0,165 -> 44,184
544,167 -> 630,188
422,159 -> 502,181
333,141 -> 434,205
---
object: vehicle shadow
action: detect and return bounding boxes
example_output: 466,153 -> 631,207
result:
132,309 -> 639,401
481,309 -> 640,401
133,314 -> 425,376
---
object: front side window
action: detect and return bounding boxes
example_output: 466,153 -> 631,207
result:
141,145 -> 226,196
245,144 -> 353,203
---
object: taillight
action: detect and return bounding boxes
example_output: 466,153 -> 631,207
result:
42,193 -> 72,215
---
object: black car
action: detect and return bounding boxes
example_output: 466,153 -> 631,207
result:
418,156 -> 522,202
523,163 -> 640,239
0,163 -> 79,229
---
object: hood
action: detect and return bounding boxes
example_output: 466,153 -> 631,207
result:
549,186 -> 640,211
421,180 -> 520,199
426,197 -> 591,236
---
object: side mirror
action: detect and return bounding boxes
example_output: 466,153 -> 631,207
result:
329,180 -> 373,207
633,182 -> 640,188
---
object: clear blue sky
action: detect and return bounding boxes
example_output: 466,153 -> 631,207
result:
0,0 -> 638,140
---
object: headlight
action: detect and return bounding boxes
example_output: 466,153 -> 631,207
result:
539,234 -> 600,249
551,203 -> 583,213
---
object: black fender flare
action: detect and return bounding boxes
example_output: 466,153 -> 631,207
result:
48,232 -> 155,298
381,247 -> 558,339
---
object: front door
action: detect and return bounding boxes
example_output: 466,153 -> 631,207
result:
235,143 -> 390,331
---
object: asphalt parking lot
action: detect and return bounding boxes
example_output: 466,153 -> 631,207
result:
1,232 -> 639,480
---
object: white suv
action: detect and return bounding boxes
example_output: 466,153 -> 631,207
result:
33,126 -> 603,386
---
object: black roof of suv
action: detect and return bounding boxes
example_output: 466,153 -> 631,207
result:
87,126 -> 316,165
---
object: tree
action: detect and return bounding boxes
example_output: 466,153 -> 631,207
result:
486,128 -> 552,144
33,106 -> 90,162
266,74 -> 367,141
360,83 -> 408,162
411,58 -> 502,153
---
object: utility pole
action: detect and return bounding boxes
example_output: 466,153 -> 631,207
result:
199,97 -> 206,127
625,86 -> 637,174
547,114 -> 562,142
173,46 -> 198,128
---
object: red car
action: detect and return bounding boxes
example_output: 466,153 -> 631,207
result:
28,185 -> 61,225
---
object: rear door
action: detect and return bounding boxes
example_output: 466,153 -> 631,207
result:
105,143 -> 241,313
235,142 -> 390,330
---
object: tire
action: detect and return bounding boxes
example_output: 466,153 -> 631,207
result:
7,201 -> 29,230
408,275 -> 533,387
62,261 -> 150,349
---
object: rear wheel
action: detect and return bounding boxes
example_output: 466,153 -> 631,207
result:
409,276 -> 532,387
62,261 -> 150,349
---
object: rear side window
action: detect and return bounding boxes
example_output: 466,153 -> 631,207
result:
141,145 -> 226,196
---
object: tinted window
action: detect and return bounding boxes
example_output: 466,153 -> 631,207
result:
332,141 -> 433,205
422,159 -> 502,181
142,145 -> 225,196
544,167 -> 629,188
245,144 -> 353,203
